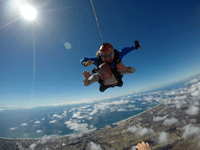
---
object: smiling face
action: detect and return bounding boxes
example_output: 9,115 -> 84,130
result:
98,63 -> 112,80
98,43 -> 114,63
100,50 -> 114,63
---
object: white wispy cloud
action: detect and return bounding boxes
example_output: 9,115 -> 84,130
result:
118,108 -> 127,112
86,142 -> 102,150
64,119 -> 88,132
49,120 -> 57,124
174,95 -> 187,100
157,132 -> 174,145
10,127 -> 18,130
153,116 -> 165,122
36,130 -> 43,133
21,123 -> 28,126
62,110 -> 67,117
72,111 -> 81,118
163,117 -> 178,126
127,125 -> 155,137
53,114 -> 62,119
29,135 -> 58,150
181,124 -> 200,140
35,121 -> 41,124
29,143 -> 36,150
185,105 -> 199,116
143,95 -> 154,101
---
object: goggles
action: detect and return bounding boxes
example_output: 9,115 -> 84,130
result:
100,50 -> 114,59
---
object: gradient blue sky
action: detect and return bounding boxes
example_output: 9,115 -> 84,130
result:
1,0 -> 200,108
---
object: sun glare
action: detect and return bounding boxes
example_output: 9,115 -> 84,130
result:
20,5 -> 37,21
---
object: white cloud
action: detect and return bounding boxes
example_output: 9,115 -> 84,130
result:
141,102 -> 147,105
127,126 -> 155,137
185,105 -> 199,116
191,90 -> 199,97
157,132 -> 172,145
36,130 -> 43,133
62,110 -> 67,117
163,90 -> 176,96
10,127 -> 18,130
35,121 -> 41,124
21,123 -> 28,126
81,105 -> 90,109
153,116 -> 165,122
89,109 -> 98,116
143,95 -> 154,101
87,116 -> 93,120
163,117 -> 178,126
190,119 -> 197,124
29,143 -> 36,150
49,120 -> 57,124
86,142 -> 102,150
181,124 -> 200,140
72,111 -> 81,118
77,115 -> 88,119
189,78 -> 199,84
118,108 -> 127,112
37,135 -> 58,144
128,104 -> 135,108
154,97 -> 163,102
193,101 -> 200,106
53,114 -> 62,119
174,95 -> 187,100
69,108 -> 76,112
109,100 -> 130,105
64,120 -> 88,132
41,118 -> 45,120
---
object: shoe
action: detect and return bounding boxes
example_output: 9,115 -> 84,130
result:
99,85 -> 109,92
116,81 -> 123,87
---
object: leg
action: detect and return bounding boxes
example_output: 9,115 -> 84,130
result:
120,67 -> 136,75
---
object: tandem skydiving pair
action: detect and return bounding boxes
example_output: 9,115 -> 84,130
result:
80,41 -> 141,92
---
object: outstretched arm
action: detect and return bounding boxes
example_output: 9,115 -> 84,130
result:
119,46 -> 136,60
80,57 -> 98,67
82,71 -> 99,86
119,41 -> 141,60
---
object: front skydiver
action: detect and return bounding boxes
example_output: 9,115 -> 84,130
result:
82,63 -> 136,92
80,41 -> 141,92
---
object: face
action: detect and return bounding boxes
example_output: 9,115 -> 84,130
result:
101,50 -> 114,62
99,68 -> 112,80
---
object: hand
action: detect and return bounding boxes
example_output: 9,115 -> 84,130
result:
117,62 -> 131,72
84,60 -> 94,67
82,71 -> 92,82
135,141 -> 151,150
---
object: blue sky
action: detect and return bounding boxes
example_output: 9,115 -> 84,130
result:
0,0 -> 200,108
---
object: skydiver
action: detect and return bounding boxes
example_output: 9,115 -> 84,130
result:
80,41 -> 141,91
82,63 -> 136,92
